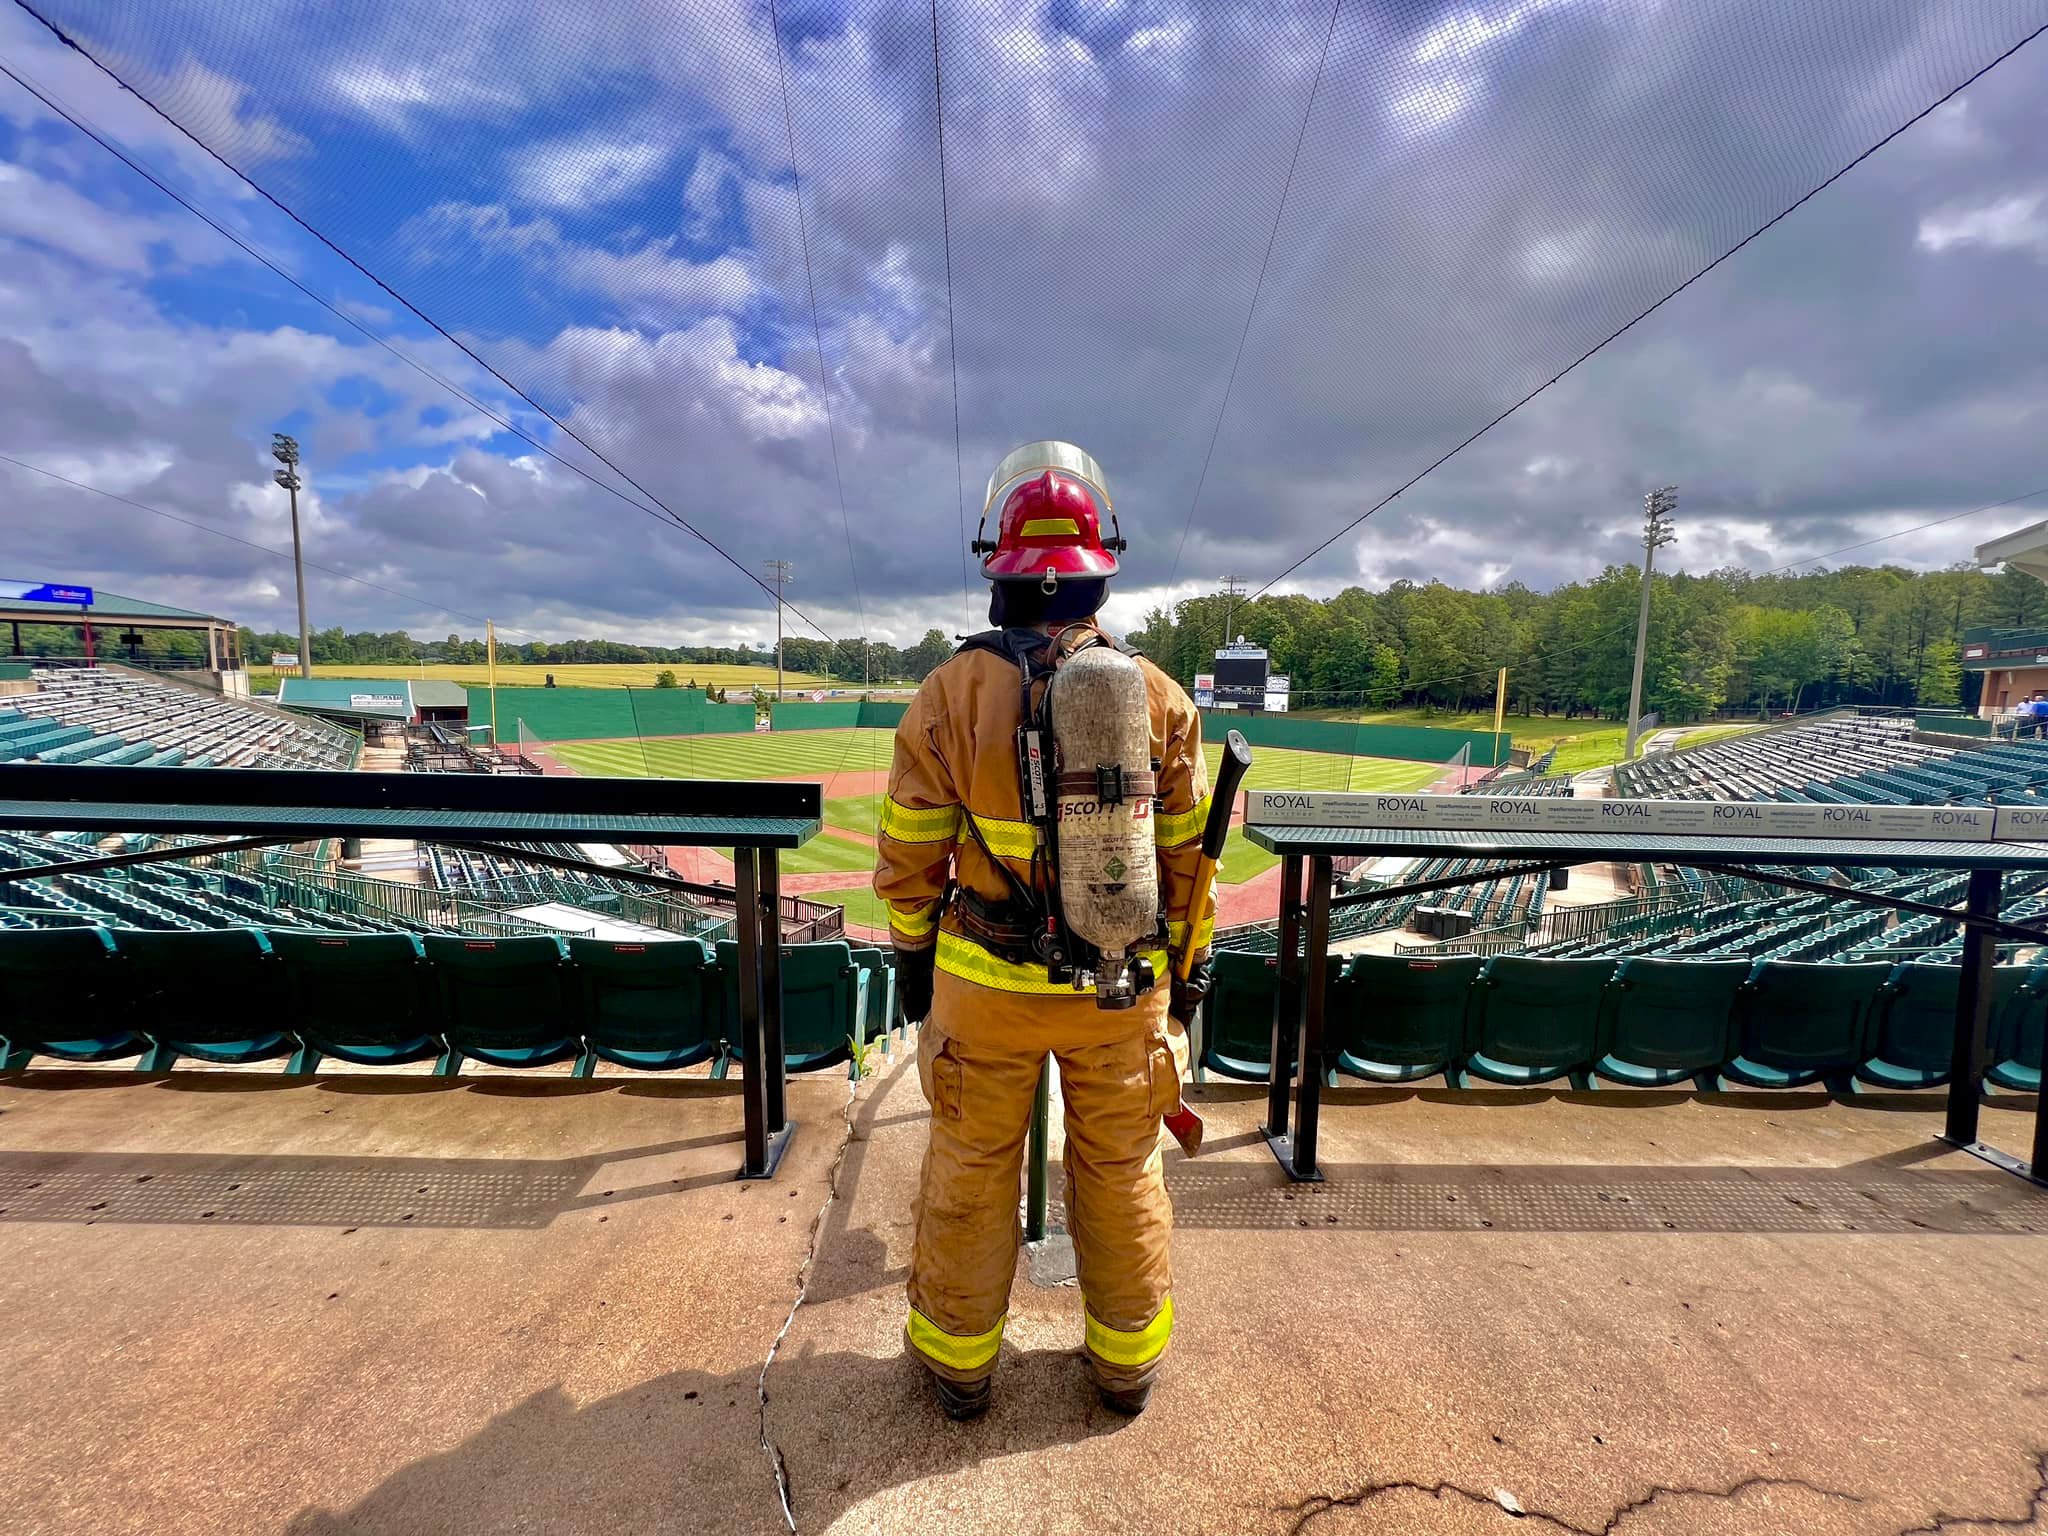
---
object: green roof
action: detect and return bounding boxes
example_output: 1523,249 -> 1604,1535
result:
411,681 -> 470,708
277,677 -> 413,719
0,585 -> 225,622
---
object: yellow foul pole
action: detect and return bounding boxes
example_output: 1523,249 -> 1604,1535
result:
1494,667 -> 1507,761
487,620 -> 499,747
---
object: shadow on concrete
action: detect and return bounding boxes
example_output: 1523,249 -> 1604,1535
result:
282,1349 -> 1124,1536
1165,1157 -> 2048,1235
0,1132 -> 742,1229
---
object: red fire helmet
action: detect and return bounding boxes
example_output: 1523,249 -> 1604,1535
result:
973,440 -> 1124,585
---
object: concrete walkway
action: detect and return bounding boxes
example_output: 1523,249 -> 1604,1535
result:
4,1062 -> 2046,1533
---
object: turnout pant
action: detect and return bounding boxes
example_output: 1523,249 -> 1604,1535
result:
906,970 -> 1178,1394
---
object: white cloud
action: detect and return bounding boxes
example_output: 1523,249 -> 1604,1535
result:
508,130 -> 670,211
681,147 -> 738,240
1918,192 -> 2048,260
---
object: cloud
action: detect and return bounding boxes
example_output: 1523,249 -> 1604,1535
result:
1918,191 -> 2048,259
507,130 -> 671,211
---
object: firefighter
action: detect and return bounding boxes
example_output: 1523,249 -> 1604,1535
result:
874,441 -> 1213,1420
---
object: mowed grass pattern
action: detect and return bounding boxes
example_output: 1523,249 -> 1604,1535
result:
251,661 -> 845,690
554,727 -> 1438,887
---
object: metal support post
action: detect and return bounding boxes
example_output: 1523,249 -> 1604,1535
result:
760,847 -> 787,1134
1289,857 -> 1333,1182
1942,868 -> 1999,1150
1264,855 -> 1303,1141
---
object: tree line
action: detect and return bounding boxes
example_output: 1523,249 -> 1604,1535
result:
1124,562 -> 2048,720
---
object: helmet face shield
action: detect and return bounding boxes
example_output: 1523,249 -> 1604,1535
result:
977,441 -> 1122,584
983,440 -> 1112,516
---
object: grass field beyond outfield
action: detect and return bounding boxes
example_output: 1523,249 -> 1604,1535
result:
553,729 -> 1436,885
251,661 -> 844,691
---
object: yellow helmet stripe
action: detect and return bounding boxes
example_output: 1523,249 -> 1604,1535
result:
1018,517 -> 1081,538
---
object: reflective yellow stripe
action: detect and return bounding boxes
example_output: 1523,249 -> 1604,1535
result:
889,900 -> 940,939
1084,1297 -> 1174,1368
905,1308 -> 1005,1372
1166,912 -> 1215,953
937,930 -> 1169,996
879,797 -> 960,844
968,812 -> 1038,861
1155,793 -> 1210,848
1019,517 -> 1080,537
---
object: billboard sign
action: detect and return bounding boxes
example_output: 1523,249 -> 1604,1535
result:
1263,674 -> 1291,713
349,693 -> 407,712
271,653 -> 300,669
1,581 -> 93,606
1192,672 -> 1214,709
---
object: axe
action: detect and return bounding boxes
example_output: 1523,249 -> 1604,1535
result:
1162,729 -> 1253,1157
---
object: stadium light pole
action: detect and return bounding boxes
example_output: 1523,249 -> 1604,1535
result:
271,433 -> 312,679
1624,485 -> 1678,762
764,559 -> 792,701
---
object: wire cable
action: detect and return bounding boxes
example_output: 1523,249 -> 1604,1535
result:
927,0 -> 973,635
4,3 -> 856,648
1163,0 -> 1344,597
1765,484 -> 2048,574
0,449 -> 545,643
1249,18 -> 2048,600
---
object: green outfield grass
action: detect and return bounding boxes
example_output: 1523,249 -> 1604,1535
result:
814,885 -> 891,931
553,729 -> 896,781
561,726 -> 1437,888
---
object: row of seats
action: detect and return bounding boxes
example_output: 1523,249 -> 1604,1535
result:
0,931 -> 901,1079
1198,951 -> 2044,1093
18,666 -> 356,769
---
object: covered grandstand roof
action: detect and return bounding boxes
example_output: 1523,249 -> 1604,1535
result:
411,681 -> 469,709
0,584 -> 228,627
1975,519 -> 2048,583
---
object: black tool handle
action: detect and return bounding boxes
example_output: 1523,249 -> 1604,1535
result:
1201,731 -> 1254,860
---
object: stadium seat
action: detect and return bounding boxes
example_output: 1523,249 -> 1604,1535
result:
848,945 -> 898,1054
1854,962 -> 2030,1091
570,936 -> 722,1074
1988,964 -> 2046,1094
1720,960 -> 1890,1090
1332,954 -> 1480,1083
113,927 -> 295,1067
1592,957 -> 1748,1088
422,935 -> 583,1072
0,926 -> 144,1068
717,940 -> 868,1077
1456,956 -> 1611,1087
1199,950 -> 1288,1082
269,930 -> 447,1071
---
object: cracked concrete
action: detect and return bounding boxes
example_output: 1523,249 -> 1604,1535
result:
5,1061 -> 2048,1533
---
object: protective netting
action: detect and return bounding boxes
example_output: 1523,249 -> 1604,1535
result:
13,0 -> 2046,624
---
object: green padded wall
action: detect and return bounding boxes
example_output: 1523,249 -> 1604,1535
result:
1201,712 -> 1509,766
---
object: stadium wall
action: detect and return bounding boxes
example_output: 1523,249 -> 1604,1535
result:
494,687 -> 908,742
1201,713 -> 1510,766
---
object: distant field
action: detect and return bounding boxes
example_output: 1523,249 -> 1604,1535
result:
250,661 -> 842,691
556,728 -> 1435,885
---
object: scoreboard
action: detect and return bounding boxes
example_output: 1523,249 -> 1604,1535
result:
1212,644 -> 1269,709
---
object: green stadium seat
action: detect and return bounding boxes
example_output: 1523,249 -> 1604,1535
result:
1592,957 -> 1748,1088
1199,950 -> 1287,1082
269,930 -> 447,1071
1854,963 -> 2029,1091
0,927 -> 143,1068
113,927 -> 295,1067
717,939 -> 868,1077
422,935 -> 581,1072
1332,955 -> 1479,1083
570,936 -> 721,1074
1988,964 -> 2045,1094
1720,960 -> 1890,1090
1456,956 -> 1611,1087
849,945 -> 898,1053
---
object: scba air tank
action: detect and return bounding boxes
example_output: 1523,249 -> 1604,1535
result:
1049,645 -> 1159,1007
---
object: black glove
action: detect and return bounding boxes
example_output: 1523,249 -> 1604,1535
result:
1169,957 -> 1213,1026
897,946 -> 936,1026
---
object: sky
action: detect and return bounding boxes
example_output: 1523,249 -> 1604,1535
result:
1,0 -> 2045,652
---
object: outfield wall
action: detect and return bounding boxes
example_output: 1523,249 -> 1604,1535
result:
496,686 -> 907,742
1202,713 -> 1511,767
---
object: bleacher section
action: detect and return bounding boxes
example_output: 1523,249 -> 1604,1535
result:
0,926 -> 903,1079
6,666 -> 357,770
